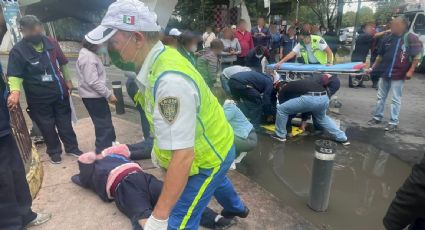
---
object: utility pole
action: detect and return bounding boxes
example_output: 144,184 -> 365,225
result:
350,0 -> 362,54
335,0 -> 344,32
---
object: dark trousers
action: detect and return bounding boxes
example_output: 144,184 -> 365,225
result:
0,133 -> 37,230
228,79 -> 263,127
371,73 -> 380,85
114,172 -> 223,230
27,96 -> 80,156
383,156 -> 425,230
115,173 -> 163,228
126,78 -> 151,138
82,98 -> 116,154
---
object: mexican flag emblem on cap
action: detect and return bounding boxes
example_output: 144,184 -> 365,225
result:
123,15 -> 135,25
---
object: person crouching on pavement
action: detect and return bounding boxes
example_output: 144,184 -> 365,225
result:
289,74 -> 341,136
228,70 -> 278,130
72,144 -> 236,230
367,16 -> 423,132
7,15 -> 82,164
76,39 -> 117,154
85,1 -> 249,229
272,78 -> 349,145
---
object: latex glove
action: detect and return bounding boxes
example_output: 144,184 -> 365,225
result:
144,215 -> 168,230
151,150 -> 160,168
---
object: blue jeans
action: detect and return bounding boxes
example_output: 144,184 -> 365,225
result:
373,78 -> 405,125
168,146 -> 246,230
275,95 -> 347,142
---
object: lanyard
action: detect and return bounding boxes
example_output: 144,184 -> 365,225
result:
45,50 -> 64,99
388,38 -> 401,78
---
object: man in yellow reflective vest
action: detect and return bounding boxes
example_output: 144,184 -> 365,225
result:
275,31 -> 334,68
85,0 -> 248,229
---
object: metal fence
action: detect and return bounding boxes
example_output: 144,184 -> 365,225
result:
9,105 -> 32,173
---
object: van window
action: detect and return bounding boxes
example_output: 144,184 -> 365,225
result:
413,14 -> 425,35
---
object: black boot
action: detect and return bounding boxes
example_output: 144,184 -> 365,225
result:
221,207 -> 250,219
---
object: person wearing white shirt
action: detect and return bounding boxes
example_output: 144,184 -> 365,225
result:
84,1 -> 248,229
202,26 -> 216,48
275,31 -> 334,69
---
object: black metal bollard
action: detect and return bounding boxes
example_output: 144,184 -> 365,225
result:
112,81 -> 125,115
308,139 -> 337,212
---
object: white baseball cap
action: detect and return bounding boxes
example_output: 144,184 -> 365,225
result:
231,25 -> 237,29
85,0 -> 161,44
168,28 -> 182,36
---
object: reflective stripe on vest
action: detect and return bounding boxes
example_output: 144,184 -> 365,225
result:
136,46 -> 234,176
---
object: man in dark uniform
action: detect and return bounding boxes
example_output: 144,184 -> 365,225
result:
272,78 -> 349,145
288,74 -> 341,135
228,70 -> 276,129
0,66 -> 51,229
349,23 -> 374,88
7,15 -> 82,164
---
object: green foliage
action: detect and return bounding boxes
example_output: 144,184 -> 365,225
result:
168,0 -> 223,32
342,6 -> 374,27
342,11 -> 356,27
375,0 -> 404,25
245,0 -> 268,22
288,5 -> 317,25
305,0 -> 338,26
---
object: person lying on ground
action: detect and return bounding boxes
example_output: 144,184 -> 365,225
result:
71,144 -> 236,230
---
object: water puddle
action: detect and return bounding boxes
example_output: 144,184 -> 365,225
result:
237,132 -> 412,230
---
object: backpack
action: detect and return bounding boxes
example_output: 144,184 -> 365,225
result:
403,32 -> 424,63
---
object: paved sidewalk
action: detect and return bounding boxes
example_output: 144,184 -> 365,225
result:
31,117 -> 317,230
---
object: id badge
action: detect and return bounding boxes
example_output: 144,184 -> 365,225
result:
42,74 -> 53,82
